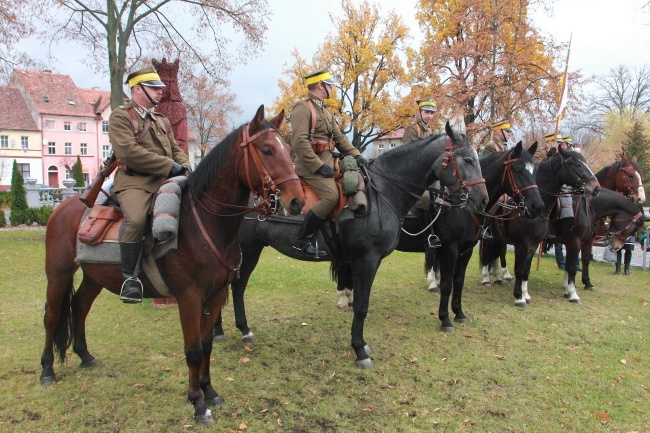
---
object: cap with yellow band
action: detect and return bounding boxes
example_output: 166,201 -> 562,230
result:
492,120 -> 511,131
416,97 -> 437,112
304,68 -> 337,86
544,132 -> 563,142
125,66 -> 165,88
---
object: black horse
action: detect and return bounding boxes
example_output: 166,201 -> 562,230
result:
215,122 -> 488,367
479,148 -> 601,305
397,142 -> 544,332
552,188 -> 644,296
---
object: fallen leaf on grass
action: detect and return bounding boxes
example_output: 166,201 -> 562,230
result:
161,366 -> 171,371
621,359 -> 628,365
494,355 -> 505,360
239,357 -> 250,364
594,412 -> 611,420
238,422 -> 247,430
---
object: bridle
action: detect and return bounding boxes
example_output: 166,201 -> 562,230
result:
612,165 -> 638,201
437,136 -> 486,208
538,155 -> 595,198
188,122 -> 298,276
481,152 -> 538,220
598,211 -> 644,246
191,122 -> 299,219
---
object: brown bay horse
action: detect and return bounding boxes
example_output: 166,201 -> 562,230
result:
39,105 -> 304,426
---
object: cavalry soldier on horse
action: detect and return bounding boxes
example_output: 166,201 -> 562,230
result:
109,65 -> 191,303
480,119 -> 512,156
290,67 -> 367,257
402,97 -> 437,143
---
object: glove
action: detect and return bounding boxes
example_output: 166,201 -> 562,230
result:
317,164 -> 335,178
182,165 -> 192,175
169,162 -> 184,177
355,155 -> 368,167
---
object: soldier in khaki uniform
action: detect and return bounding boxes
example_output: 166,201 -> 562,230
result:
403,97 -> 441,247
290,68 -> 367,257
109,66 -> 190,303
480,120 -> 512,156
402,98 -> 437,143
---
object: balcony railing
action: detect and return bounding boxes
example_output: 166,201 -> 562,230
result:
24,178 -> 85,208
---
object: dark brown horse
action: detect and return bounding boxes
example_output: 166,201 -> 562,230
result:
39,106 -> 305,426
595,153 -> 646,205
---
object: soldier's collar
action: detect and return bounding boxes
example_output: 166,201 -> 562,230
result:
307,93 -> 324,109
132,101 -> 156,119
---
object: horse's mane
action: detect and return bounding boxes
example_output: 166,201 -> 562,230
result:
373,130 -> 467,163
187,119 -> 275,197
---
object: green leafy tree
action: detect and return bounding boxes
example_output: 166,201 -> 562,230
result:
71,155 -> 85,187
9,159 -> 28,225
621,120 -> 650,180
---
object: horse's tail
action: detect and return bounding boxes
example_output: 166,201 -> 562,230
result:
330,259 -> 339,283
331,260 -> 353,290
52,280 -> 75,364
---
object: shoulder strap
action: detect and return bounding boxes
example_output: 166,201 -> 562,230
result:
416,123 -> 423,137
126,107 -> 152,143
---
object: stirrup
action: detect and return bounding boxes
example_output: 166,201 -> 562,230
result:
427,234 -> 441,249
481,228 -> 493,240
120,277 -> 143,304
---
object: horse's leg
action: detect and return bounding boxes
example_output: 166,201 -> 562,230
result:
425,248 -> 439,293
40,269 -> 76,386
177,291 -> 214,427
480,264 -> 491,285
581,243 -> 595,290
71,273 -> 103,368
337,261 -> 353,310
491,258 -> 503,284
563,243 -> 581,303
350,256 -> 380,369
437,250 -> 456,332
199,301 -> 227,412
512,243 -> 529,307
500,246 -> 513,280
451,250 -> 472,324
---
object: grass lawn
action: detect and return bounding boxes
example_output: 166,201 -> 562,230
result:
0,228 -> 648,432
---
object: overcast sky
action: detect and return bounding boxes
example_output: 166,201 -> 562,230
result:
16,0 -> 650,124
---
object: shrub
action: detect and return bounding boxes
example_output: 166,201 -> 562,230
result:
9,160 -> 29,226
0,210 -> 5,228
28,206 -> 54,226
0,191 -> 10,207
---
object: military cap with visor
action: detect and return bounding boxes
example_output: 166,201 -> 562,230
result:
544,132 -> 563,142
304,68 -> 338,86
492,120 -> 512,133
417,97 -> 437,112
125,66 -> 166,88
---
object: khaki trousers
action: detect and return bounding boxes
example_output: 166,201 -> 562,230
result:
116,188 -> 155,242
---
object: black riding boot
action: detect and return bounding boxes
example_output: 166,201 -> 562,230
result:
294,210 -> 328,258
623,250 -> 632,275
119,241 -> 144,303
614,251 -> 621,275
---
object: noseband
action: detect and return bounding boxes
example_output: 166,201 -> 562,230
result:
612,166 -> 637,200
439,136 -> 486,208
605,211 -> 644,245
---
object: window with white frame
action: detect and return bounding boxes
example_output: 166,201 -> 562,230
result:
64,121 -> 71,131
48,142 -> 56,154
80,143 -> 87,156
64,142 -> 72,155
102,145 -> 111,160
378,144 -> 384,153
0,135 -> 7,148
45,120 -> 55,130
102,121 -> 109,133
390,143 -> 396,149
21,136 -> 28,150
78,122 -> 87,132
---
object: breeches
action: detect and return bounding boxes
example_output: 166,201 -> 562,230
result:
302,174 -> 338,218
115,188 -> 155,242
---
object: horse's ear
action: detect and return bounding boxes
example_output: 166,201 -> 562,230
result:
527,141 -> 537,156
631,154 -> 638,163
621,151 -> 628,164
512,141 -> 523,157
269,109 -> 285,129
251,105 -> 265,131
444,121 -> 454,141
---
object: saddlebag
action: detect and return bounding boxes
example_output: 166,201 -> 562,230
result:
78,205 -> 122,245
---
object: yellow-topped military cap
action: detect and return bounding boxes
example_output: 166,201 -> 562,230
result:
561,136 -> 572,144
125,66 -> 165,88
492,120 -> 511,131
304,68 -> 337,86
416,97 -> 437,112
544,132 -> 562,142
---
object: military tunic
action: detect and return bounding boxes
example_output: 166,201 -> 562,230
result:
402,121 -> 432,143
291,93 -> 360,217
109,99 -> 189,242
481,138 -> 507,156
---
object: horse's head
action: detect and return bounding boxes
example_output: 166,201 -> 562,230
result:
501,141 -> 544,218
616,154 -> 646,204
556,148 -> 601,197
239,105 -> 305,216
437,122 -> 488,213
605,204 -> 645,252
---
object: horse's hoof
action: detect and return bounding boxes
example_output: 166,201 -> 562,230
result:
441,326 -> 455,333
205,396 -> 225,408
454,317 -> 468,324
241,333 -> 257,344
493,279 -> 504,285
428,287 -> 440,293
363,345 -> 372,356
563,294 -> 570,298
337,303 -> 350,311
481,281 -> 491,286
40,375 -> 56,387
525,298 -> 532,304
584,286 -> 595,291
213,334 -> 226,343
514,300 -> 528,308
80,359 -> 99,368
569,298 -> 581,304
194,409 -> 214,427
356,358 -> 374,369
